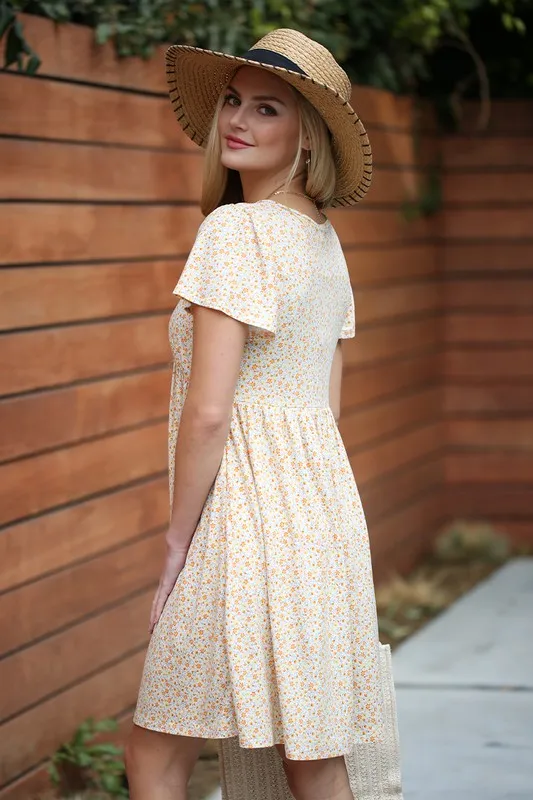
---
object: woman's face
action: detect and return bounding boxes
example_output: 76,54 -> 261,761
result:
217,66 -> 306,176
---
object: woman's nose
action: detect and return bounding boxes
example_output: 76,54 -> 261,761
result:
229,105 -> 248,129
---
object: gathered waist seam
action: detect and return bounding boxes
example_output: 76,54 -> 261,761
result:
234,400 -> 332,412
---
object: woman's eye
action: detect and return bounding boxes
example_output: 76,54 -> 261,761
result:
223,94 -> 239,107
259,104 -> 277,116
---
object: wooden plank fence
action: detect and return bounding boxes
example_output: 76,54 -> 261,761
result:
0,12 -> 532,796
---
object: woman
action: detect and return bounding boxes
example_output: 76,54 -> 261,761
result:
127,28 -> 390,800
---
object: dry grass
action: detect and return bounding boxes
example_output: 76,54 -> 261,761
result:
376,519 -> 527,648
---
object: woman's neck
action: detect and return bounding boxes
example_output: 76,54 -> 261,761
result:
239,171 -> 305,203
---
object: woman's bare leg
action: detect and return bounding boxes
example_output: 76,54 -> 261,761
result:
125,724 -> 206,800
275,744 -> 354,800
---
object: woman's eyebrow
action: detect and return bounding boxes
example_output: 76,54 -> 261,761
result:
226,85 -> 286,106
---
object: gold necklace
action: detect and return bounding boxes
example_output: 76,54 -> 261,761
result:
267,189 -> 326,224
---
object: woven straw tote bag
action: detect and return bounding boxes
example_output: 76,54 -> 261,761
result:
217,643 -> 403,800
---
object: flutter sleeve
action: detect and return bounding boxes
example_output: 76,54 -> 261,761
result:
173,203 -> 278,335
339,286 -> 356,339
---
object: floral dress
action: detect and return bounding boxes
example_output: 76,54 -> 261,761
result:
133,199 -> 385,760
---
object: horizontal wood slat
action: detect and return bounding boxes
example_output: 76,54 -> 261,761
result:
356,281 -> 440,326
0,650 -> 145,786
0,533 -> 163,657
15,13 -> 166,93
444,384 -> 533,415
351,422 -> 443,486
340,387 -> 439,452
341,354 -> 437,412
442,136 -> 533,168
372,492 -> 445,584
0,592 -> 151,722
0,710 -> 134,800
0,476 -> 168,593
0,135 -> 423,203
0,369 -> 170,463
0,421 -> 167,527
0,139 -> 203,202
447,419 -> 533,449
443,242 -> 533,273
446,483 -> 533,519
0,73 -> 188,149
1,261 -> 180,331
362,454 -> 442,525
350,86 -> 415,130
459,101 -> 533,135
443,172 -> 533,204
444,348 -> 533,380
445,451 -> 533,483
1,316 -> 170,396
331,208 -> 434,247
444,279 -> 533,310
1,204 -> 201,265
343,318 -> 439,368
371,490 -> 444,564
442,208 -> 533,240
445,314 -> 533,344
346,244 -> 438,287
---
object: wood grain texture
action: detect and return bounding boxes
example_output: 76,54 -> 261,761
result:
0,592 -> 151,722
445,451 -> 533,483
346,244 -> 438,286
0,650 -> 145,785
0,73 -> 185,148
444,279 -> 533,310
444,314 -> 533,344
443,241 -> 533,273
0,369 -> 170,462
1,203 -> 201,265
444,384 -> 533,414
361,454 -> 443,525
1,316 -> 170,396
0,533 -> 163,657
341,354 -> 437,412
0,476 -> 168,592
351,422 -> 443,486
339,387 -> 439,452
342,318 -> 440,368
0,420 -> 167,527
1,261 -> 181,331
442,136 -> 533,168
444,348 -> 533,380
0,138 -> 203,202
443,172 -> 533,204
14,13 -> 166,93
442,208 -> 533,240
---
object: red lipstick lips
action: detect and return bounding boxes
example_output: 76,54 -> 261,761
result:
225,135 -> 252,149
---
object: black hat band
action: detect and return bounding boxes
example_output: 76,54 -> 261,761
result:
240,48 -> 308,76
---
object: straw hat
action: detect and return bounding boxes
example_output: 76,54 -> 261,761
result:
165,29 -> 372,206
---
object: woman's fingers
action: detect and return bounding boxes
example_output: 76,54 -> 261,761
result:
148,548 -> 189,633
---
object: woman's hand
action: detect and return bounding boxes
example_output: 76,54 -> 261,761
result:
149,543 -> 189,634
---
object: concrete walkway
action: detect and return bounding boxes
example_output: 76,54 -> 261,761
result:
392,557 -> 533,799
198,558 -> 533,800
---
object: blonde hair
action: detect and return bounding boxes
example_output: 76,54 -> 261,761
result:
201,81 -> 337,216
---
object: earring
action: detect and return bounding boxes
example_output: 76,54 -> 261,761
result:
305,155 -> 311,166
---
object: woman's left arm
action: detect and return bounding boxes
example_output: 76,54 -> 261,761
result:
150,304 -> 247,632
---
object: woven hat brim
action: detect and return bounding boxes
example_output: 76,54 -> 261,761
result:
166,45 -> 372,207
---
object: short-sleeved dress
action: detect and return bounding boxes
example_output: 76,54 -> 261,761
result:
133,199 -> 385,761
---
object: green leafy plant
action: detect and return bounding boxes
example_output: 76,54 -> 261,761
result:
48,717 -> 128,798
1,0 -> 40,72
433,519 -> 511,564
2,0 -> 531,109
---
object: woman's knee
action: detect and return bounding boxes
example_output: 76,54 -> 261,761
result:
280,754 -> 351,800
125,724 -> 204,788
